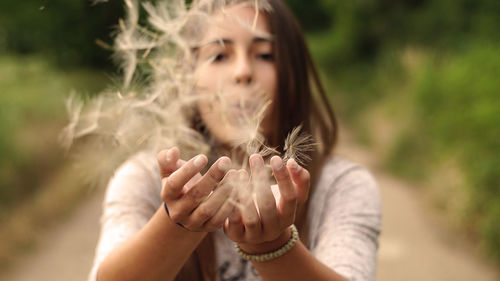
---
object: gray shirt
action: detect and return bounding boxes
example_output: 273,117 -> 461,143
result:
88,153 -> 381,281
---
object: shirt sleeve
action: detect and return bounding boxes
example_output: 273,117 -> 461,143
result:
309,165 -> 382,281
87,153 -> 162,281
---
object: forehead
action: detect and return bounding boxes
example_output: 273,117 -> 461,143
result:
200,4 -> 273,42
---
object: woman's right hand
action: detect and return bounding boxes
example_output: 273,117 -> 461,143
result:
157,147 -> 236,232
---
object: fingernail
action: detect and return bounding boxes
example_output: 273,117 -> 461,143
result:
250,154 -> 263,168
218,157 -> 231,172
238,169 -> 249,182
270,156 -> 283,171
289,158 -> 301,173
194,155 -> 206,168
166,149 -> 174,162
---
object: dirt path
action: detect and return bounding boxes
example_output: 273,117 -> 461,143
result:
2,130 -> 499,281
335,128 -> 499,281
1,188 -> 104,281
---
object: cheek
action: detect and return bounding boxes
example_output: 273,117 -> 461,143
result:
254,65 -> 277,136
194,65 -> 232,96
256,64 -> 277,101
198,97 -> 238,145
195,66 -> 215,90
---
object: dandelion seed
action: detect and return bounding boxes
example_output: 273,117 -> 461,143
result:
283,124 -> 316,166
61,0 -> 287,190
252,0 -> 259,30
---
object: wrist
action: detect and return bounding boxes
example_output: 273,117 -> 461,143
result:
237,227 -> 292,254
235,225 -> 299,262
162,203 -> 208,237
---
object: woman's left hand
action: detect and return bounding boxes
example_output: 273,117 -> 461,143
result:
223,154 -> 310,253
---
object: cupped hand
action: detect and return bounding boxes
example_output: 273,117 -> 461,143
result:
223,154 -> 310,253
157,147 -> 238,232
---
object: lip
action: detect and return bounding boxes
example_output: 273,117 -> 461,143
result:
226,108 -> 252,122
228,102 -> 259,116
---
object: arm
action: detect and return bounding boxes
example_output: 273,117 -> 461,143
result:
224,154 -> 349,281
97,206 -> 206,281
247,165 -> 381,281
95,148 -> 235,281
224,156 -> 381,281
246,241 -> 348,281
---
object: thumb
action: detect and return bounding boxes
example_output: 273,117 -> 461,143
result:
157,147 -> 183,178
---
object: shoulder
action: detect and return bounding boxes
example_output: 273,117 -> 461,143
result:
104,151 -> 162,208
307,155 -> 382,239
89,152 -> 162,281
114,151 -> 159,180
315,155 -> 379,196
312,155 -> 381,209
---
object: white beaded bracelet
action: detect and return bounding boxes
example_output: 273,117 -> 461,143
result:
235,224 -> 299,262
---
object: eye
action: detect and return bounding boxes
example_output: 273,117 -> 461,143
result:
257,53 -> 274,61
212,53 -> 227,62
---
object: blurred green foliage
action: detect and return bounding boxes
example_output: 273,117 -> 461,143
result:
307,0 -> 500,262
415,45 -> 500,257
1,0 -> 499,69
0,55 -> 106,219
381,43 -> 500,260
0,0 -> 331,69
0,0 -> 122,68
316,0 -> 500,69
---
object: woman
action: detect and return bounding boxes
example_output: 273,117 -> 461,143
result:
88,0 -> 381,280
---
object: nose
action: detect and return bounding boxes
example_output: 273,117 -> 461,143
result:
234,53 -> 253,85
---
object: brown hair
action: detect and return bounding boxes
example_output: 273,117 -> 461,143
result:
266,0 -> 338,185
181,0 -> 338,280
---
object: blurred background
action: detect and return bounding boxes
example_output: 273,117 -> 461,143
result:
0,0 -> 498,280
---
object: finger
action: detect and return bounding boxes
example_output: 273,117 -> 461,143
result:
159,149 -> 186,201
224,218 -> 245,242
163,154 -> 208,200
205,170 -> 240,228
236,169 -> 261,240
226,169 -> 248,223
250,154 -> 278,228
175,157 -> 232,229
192,170 -> 236,231
191,166 -> 236,226
185,156 -> 232,201
223,170 -> 249,241
157,147 -> 181,178
286,158 -> 310,205
176,158 -> 187,166
224,208 -> 245,242
271,156 -> 297,226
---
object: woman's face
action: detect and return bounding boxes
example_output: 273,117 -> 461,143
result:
195,4 -> 276,146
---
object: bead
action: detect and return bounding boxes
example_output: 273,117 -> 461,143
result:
235,224 -> 299,262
